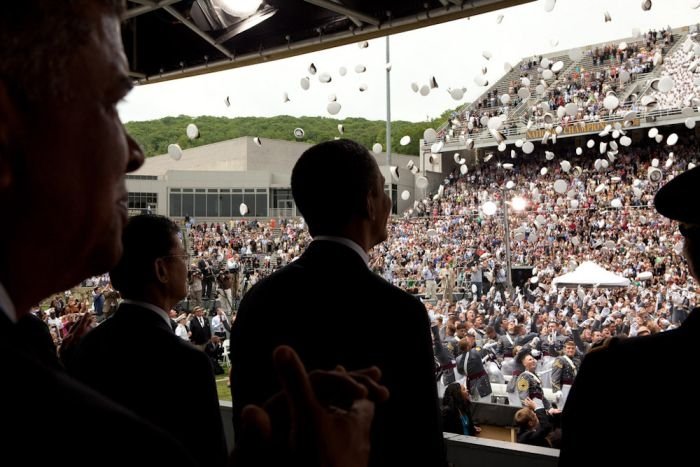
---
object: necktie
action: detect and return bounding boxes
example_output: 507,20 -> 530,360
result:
199,317 -> 204,327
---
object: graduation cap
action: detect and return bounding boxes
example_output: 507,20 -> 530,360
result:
390,166 -> 400,181
253,137 -> 262,147
168,144 -> 183,161
186,123 -> 199,140
648,166 -> 663,183
553,179 -> 568,194
308,63 -> 317,75
293,128 -> 305,139
327,101 -> 341,115
423,128 -> 437,143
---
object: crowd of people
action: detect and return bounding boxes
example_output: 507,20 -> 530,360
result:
4,2 -> 700,466
440,25 -> 687,146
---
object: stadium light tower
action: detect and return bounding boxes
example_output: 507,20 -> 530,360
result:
481,188 -> 526,293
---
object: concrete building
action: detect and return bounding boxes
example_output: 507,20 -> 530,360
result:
126,136 -> 427,221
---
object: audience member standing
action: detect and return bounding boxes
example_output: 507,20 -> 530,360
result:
0,2 -> 196,465
230,139 -> 446,467
70,215 -> 227,467
560,166 -> 700,466
189,305 -> 212,349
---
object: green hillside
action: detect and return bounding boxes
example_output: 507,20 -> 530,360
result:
124,110 -> 462,158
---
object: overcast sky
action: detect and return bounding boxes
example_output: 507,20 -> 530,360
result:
119,0 -> 700,123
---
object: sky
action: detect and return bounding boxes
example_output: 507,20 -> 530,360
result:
118,0 -> 700,124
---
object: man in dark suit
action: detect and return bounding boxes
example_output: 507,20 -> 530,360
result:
559,166 -> 700,466
189,305 -> 212,349
230,139 -> 446,467
70,215 -> 227,467
0,2 -> 196,465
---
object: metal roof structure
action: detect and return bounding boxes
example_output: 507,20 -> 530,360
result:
123,0 -> 534,84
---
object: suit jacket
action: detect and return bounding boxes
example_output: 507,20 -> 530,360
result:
189,315 -> 211,345
0,311 -> 195,466
70,303 -> 227,467
559,308 -> 700,466
230,240 -> 446,466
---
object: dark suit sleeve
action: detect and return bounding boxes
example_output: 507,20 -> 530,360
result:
376,296 -> 446,467
559,347 -> 614,466
229,291 -> 277,439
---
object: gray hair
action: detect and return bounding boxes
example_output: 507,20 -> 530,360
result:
0,1 -> 124,109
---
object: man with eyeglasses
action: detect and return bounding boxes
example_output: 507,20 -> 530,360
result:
69,215 -> 227,467
559,166 -> 700,466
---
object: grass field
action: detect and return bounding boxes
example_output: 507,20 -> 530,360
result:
216,374 -> 232,401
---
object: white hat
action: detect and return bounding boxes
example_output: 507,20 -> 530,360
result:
168,144 -> 183,161
186,123 -> 199,140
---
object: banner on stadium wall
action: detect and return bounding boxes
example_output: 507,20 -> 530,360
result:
526,118 -> 640,139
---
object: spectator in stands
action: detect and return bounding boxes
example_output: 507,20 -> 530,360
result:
230,139 -> 446,467
441,382 -> 481,436
560,165 -> 700,466
69,215 -> 228,467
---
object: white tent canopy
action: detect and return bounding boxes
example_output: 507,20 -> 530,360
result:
552,261 -> 631,288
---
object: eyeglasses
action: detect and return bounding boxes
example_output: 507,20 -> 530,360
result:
161,254 -> 190,265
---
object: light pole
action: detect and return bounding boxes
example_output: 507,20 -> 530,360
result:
482,191 -> 527,294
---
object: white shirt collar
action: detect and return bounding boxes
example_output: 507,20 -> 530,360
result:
0,281 -> 17,323
119,299 -> 171,327
312,236 -> 369,266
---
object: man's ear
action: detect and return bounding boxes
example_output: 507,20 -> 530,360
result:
366,191 -> 376,221
0,81 -> 20,191
155,258 -> 169,284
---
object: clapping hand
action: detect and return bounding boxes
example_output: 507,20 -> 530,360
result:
231,345 -> 389,467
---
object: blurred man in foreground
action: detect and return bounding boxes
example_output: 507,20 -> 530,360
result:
559,166 -> 700,465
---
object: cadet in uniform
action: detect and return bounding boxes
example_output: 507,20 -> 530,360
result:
456,332 -> 492,401
550,340 -> 580,393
